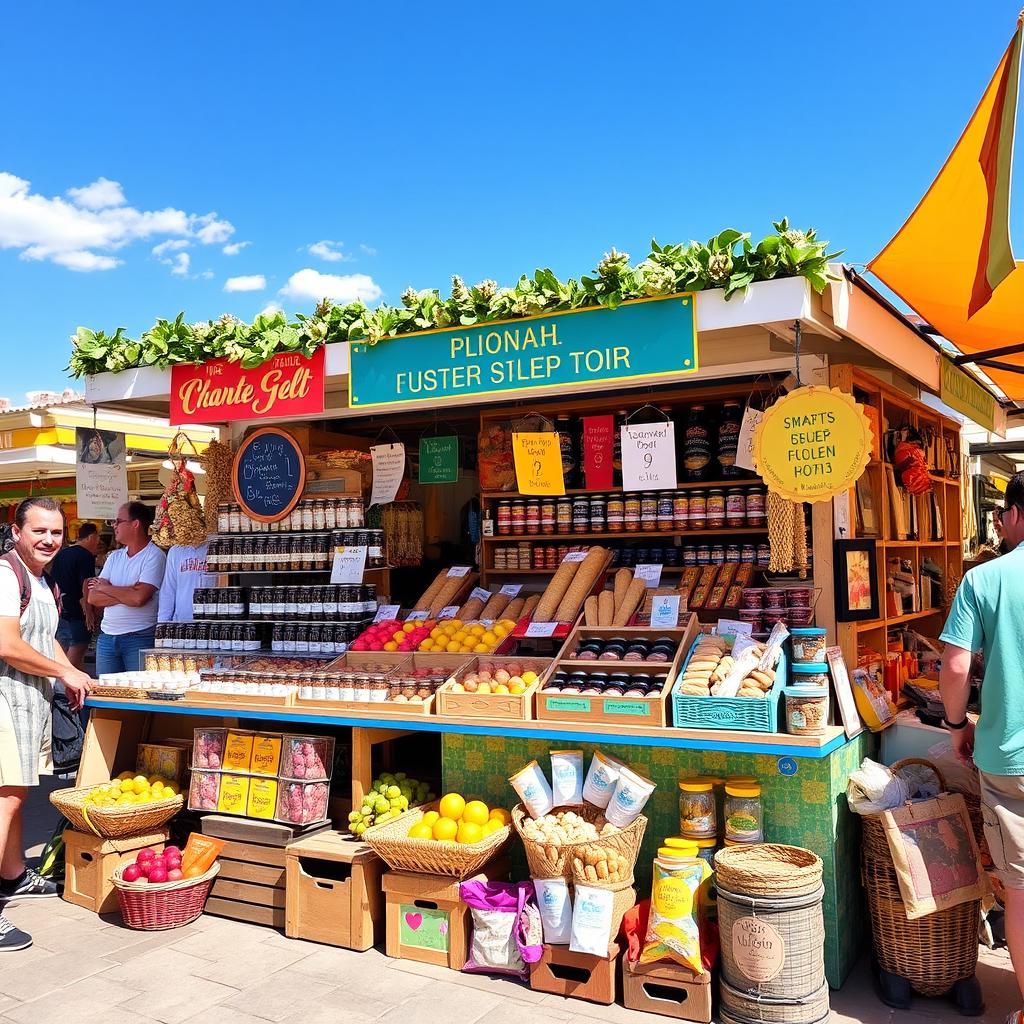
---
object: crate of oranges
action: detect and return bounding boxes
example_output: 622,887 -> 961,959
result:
364,792 -> 513,877
417,619 -> 518,655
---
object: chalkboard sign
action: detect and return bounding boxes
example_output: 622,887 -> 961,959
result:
231,427 -> 306,523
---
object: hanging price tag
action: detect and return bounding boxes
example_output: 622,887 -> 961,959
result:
621,421 -> 678,491
330,546 -> 367,584
373,604 -> 401,623
500,584 -> 522,597
447,566 -> 471,577
649,595 -> 680,627
525,621 -> 558,638
369,443 -> 406,506
438,606 -> 460,620
634,564 -> 663,588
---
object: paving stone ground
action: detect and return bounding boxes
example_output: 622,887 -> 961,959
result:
1,778 -> 1018,1024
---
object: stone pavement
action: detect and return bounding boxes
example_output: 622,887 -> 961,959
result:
2,780 -> 1019,1024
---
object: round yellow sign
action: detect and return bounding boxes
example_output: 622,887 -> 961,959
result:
753,386 -> 872,503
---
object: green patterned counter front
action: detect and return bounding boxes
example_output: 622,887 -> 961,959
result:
443,729 -> 874,989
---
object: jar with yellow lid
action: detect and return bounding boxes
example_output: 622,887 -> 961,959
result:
724,782 -> 763,843
678,778 -> 716,838
657,844 -> 699,860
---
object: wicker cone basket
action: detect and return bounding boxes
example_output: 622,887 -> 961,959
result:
50,785 -> 183,840
363,802 -> 512,877
713,843 -> 823,899
112,863 -> 219,931
512,803 -> 647,882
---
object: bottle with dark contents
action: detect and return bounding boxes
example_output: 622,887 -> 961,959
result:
556,414 -> 578,489
684,405 -> 712,481
298,586 -> 313,619
717,400 -> 742,477
324,585 -> 339,620
612,409 -> 627,486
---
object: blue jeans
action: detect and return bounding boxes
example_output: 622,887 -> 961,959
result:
56,616 -> 91,650
96,629 -> 155,674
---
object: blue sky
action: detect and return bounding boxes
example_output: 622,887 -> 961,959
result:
1,2 -> 1021,399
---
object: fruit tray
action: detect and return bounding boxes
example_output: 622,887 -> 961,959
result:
436,656 -> 552,721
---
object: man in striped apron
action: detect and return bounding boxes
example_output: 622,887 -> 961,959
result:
0,498 -> 92,952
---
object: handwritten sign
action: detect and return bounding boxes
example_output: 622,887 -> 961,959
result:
447,566 -> 471,578
562,551 -> 588,563
621,421 -> 677,491
634,564 -> 663,588
330,545 -> 367,584
583,415 -> 615,489
717,618 -> 753,638
525,621 -> 558,637
650,595 -> 681,627
419,435 -> 459,484
500,584 -> 523,597
370,443 -> 406,506
75,427 -> 128,519
438,605 -> 460,620
469,587 -> 491,603
373,604 -> 401,623
512,432 -> 565,496
171,348 -> 325,425
406,611 -> 430,621
231,427 -> 306,524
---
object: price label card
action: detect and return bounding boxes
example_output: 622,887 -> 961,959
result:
562,551 -> 588,563
330,545 -> 367,584
525,621 -> 558,638
500,584 -> 522,597
717,618 -> 753,638
732,634 -> 758,660
469,586 -> 491,603
447,566 -> 471,578
650,595 -> 681,627
438,605 -> 460,620
369,443 -> 406,507
634,564 -> 663,588
621,421 -> 678,491
373,604 -> 401,623
406,610 -> 430,621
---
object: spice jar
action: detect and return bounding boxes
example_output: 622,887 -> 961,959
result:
606,496 -> 624,533
673,492 -> 689,531
724,782 -> 764,843
556,497 -> 573,535
726,487 -> 746,526
689,490 -> 707,530
746,487 -> 766,525
496,500 -> 512,536
572,495 -> 591,534
657,493 -> 675,531
313,499 -> 327,532
511,500 -> 526,536
784,685 -> 830,736
525,499 -> 541,536
684,405 -> 711,481
624,494 -> 641,532
790,627 -> 827,664
541,498 -> 556,535
589,494 -> 606,533
707,489 -> 726,529
678,778 -> 717,837
640,492 -> 658,530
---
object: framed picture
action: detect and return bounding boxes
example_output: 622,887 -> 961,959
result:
826,646 -> 864,738
855,476 -> 878,537
834,539 -> 880,621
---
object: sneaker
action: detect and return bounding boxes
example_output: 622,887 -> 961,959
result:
0,868 -> 60,902
0,914 -> 31,952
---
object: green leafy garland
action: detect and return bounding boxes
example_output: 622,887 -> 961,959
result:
68,219 -> 841,377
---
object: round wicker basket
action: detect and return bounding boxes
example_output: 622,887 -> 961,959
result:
112,863 -> 218,931
713,843 -> 823,898
50,784 -> 182,840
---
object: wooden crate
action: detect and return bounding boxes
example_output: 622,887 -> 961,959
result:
534,616 -> 698,728
435,656 -> 553,721
184,690 -> 295,709
62,828 -> 168,915
622,960 -> 713,1023
285,830 -> 384,950
529,941 -> 622,1005
201,815 -> 326,929
382,859 -> 509,970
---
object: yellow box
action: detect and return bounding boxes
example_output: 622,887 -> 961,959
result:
218,774 -> 251,815
223,731 -> 255,772
250,734 -> 283,777
136,743 -> 188,783
247,778 -> 279,819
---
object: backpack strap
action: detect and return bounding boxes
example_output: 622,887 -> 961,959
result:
0,551 -> 61,617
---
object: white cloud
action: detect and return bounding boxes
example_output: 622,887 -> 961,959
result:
66,177 -> 126,210
279,268 -> 382,304
224,274 -> 266,293
222,240 -> 250,256
260,301 -> 284,316
0,172 -> 237,272
169,252 -> 190,276
200,269 -> 214,280
307,239 -> 350,263
359,243 -> 378,257
152,238 -> 190,257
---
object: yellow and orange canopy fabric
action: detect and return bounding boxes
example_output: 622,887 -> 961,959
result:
870,17 -> 1024,398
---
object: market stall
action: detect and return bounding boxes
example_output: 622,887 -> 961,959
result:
65,241 -> 1000,1012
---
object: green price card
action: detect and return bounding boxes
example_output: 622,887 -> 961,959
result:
419,436 -> 459,484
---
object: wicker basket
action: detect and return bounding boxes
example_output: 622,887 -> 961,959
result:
363,802 -> 512,877
513,803 -> 647,882
50,784 -> 183,840
720,979 -> 831,1024
714,843 -> 823,899
112,863 -> 218,931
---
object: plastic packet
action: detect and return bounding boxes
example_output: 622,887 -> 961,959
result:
582,750 -> 625,808
570,883 -> 615,956
639,856 -> 709,970
533,877 -> 573,944
605,766 -> 656,828
181,833 -> 225,876
550,749 -> 584,806
509,760 -> 555,818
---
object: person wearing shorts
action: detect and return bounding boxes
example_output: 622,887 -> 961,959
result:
941,470 -> 1024,1024
0,498 -> 92,952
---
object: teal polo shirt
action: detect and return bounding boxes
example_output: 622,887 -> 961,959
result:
940,542 -> 1024,776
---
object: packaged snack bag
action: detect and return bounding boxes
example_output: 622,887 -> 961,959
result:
181,834 -> 225,875
639,856 -> 710,971
550,749 -> 584,806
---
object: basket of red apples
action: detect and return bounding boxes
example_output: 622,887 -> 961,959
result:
111,845 -> 219,930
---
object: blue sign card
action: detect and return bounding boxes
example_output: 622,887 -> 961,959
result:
349,294 -> 698,408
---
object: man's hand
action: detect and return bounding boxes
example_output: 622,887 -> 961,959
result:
60,666 -> 93,711
950,720 -> 976,766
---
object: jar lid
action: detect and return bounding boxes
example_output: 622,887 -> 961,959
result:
784,684 -> 829,697
678,779 -> 714,793
790,627 -> 826,636
725,783 -> 761,797
658,846 -> 697,859
792,661 -> 829,673
693,838 -> 718,849
663,836 -> 698,848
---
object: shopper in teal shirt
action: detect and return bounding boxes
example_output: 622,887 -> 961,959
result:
940,472 -> 1024,1023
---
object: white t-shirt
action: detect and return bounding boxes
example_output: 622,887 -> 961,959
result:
99,542 -> 166,635
0,559 -> 57,621
158,543 -> 214,622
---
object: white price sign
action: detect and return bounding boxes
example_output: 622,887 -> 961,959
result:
649,595 -> 681,628
469,586 -> 491,603
438,605 -> 460,620
369,443 -> 406,507
634,564 -> 663,588
406,610 -> 430,621
330,546 -> 367,584
500,584 -> 523,597
373,604 -> 401,623
562,551 -> 587,563
525,621 -> 558,637
621,421 -> 678,491
447,566 -> 472,577
717,618 -> 753,638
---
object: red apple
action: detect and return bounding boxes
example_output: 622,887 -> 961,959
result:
166,868 -> 183,882
137,860 -> 155,878
136,848 -> 157,863
163,845 -> 182,859
121,863 -> 142,882
148,866 -> 169,884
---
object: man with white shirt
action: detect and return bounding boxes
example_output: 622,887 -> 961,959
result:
87,502 -> 165,675
158,542 -> 214,622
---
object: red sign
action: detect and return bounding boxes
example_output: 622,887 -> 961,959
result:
170,348 -> 325,425
583,414 -> 614,489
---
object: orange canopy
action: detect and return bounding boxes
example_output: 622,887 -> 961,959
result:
869,19 -> 1023,399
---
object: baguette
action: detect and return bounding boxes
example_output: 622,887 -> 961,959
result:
522,594 -> 541,618
505,597 -> 526,621
428,575 -> 468,616
612,577 -> 646,627
584,596 -> 600,627
457,596 -> 486,620
413,569 -> 449,611
479,592 -> 511,621
613,568 -> 632,610
598,589 -> 615,627
534,559 -> 581,622
553,546 -> 608,622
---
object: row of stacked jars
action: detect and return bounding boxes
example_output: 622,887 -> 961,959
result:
216,498 -> 364,534
490,486 -> 766,537
154,620 -> 362,654
207,529 -> 385,573
492,541 -> 775,572
192,584 -> 377,622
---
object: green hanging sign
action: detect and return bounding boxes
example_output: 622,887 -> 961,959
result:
419,436 -> 459,484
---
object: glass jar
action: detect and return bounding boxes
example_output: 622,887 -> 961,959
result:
740,543 -> 756,563
606,496 -> 624,533
624,495 -> 641,532
540,498 -> 556,535
556,497 -> 573,535
707,489 -> 726,529
556,413 -> 578,489
313,499 -> 327,532
217,504 -> 231,534
336,498 -> 350,530
496,500 -> 512,536
324,498 -> 338,531
228,504 -> 241,533
724,783 -> 764,843
525,499 -> 541,536
746,487 -> 767,526
533,545 -> 546,570
640,492 -> 658,530
349,500 -> 365,528
511,500 -> 526,536
711,545 -> 725,565
589,494 -> 606,533
726,488 -> 746,525
657,493 -> 675,531
612,408 -> 627,486
694,837 -> 718,870
689,491 -> 707,530
301,500 -> 315,532
756,544 -> 771,568
572,495 -> 591,534
684,405 -> 711,481
717,400 -> 742,477
678,779 -> 717,838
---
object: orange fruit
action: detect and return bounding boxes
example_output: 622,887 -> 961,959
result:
432,817 -> 458,842
439,793 -> 466,820
462,800 -> 489,826
456,821 -> 483,845
489,807 -> 511,825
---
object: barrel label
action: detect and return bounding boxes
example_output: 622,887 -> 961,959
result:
731,915 -> 786,983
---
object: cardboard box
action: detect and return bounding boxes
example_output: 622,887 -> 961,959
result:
529,941 -> 622,1005
285,831 -> 384,950
62,828 -> 168,914
136,743 -> 188,783
622,960 -> 713,1022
